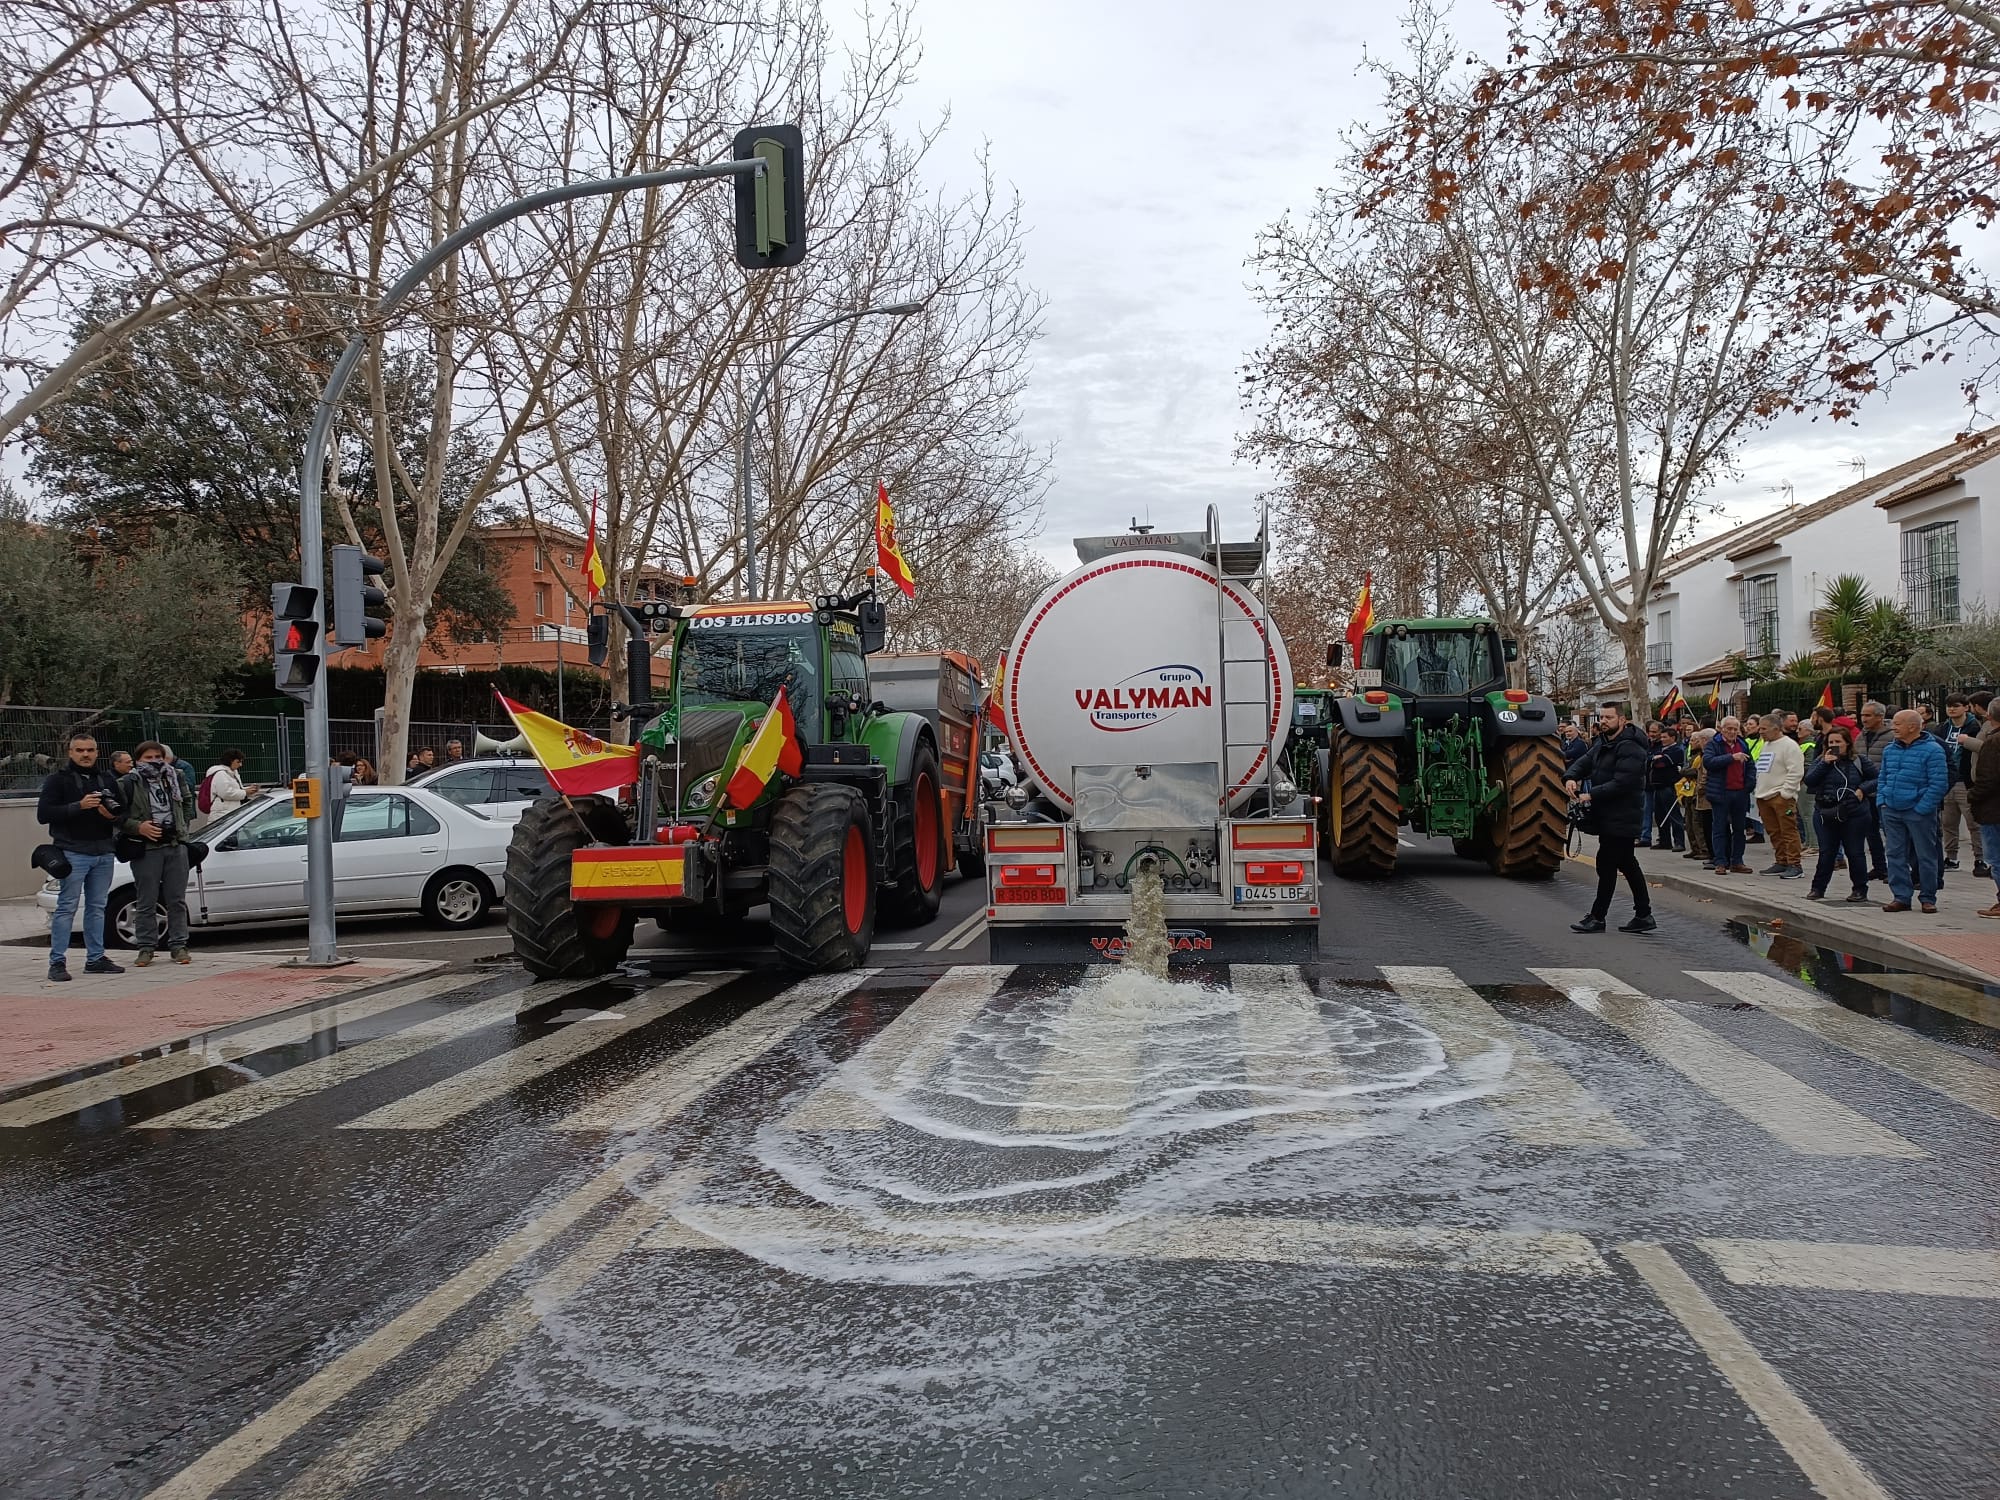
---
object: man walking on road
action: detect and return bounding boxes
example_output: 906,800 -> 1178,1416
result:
119,741 -> 198,965
1876,709 -> 1949,914
1702,716 -> 1757,874
36,732 -> 126,982
1754,713 -> 1806,878
1564,702 -> 1655,934
1856,700 -> 1894,884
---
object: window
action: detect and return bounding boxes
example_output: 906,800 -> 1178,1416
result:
564,592 -> 575,620
533,547 -> 545,572
235,802 -> 306,849
564,551 -> 576,568
336,795 -> 440,842
1902,520 -> 1960,625
534,585 -> 550,617
1739,574 -> 1778,656
426,769 -> 495,808
498,768 -> 551,802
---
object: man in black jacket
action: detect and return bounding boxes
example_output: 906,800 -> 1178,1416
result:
35,731 -> 127,982
1564,702 -> 1656,933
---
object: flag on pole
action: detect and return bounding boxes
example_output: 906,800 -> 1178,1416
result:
724,686 -> 804,809
1817,681 -> 1836,711
1345,571 -> 1375,666
582,492 -> 607,601
495,693 -> 637,796
875,482 -> 916,599
1659,684 -> 1687,720
1706,680 -> 1721,713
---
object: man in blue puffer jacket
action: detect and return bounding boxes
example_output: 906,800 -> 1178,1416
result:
1876,708 -> 1949,913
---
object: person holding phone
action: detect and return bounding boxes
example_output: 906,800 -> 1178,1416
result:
1803,726 -> 1876,904
35,731 -> 126,981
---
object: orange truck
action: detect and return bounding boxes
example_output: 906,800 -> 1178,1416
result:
868,651 -> 987,878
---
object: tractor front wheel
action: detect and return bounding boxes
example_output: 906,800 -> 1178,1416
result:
881,742 -> 948,926
505,794 -> 636,980
1487,736 -> 1567,880
768,782 -> 877,971
1326,730 -> 1400,880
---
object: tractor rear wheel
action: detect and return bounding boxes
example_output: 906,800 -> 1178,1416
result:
1326,730 -> 1400,879
881,742 -> 947,926
505,794 -> 636,980
1487,736 -> 1566,880
768,782 -> 877,971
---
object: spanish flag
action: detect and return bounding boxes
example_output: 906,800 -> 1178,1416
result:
582,492 -> 607,601
724,686 -> 804,809
876,482 -> 916,599
495,693 -> 638,796
1706,681 -> 1721,713
1345,571 -> 1375,665
1817,681 -> 1836,711
1659,684 -> 1687,720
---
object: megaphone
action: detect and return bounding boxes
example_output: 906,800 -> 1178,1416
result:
474,729 -> 530,757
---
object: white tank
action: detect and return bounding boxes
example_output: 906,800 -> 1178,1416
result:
1001,548 -> 1294,814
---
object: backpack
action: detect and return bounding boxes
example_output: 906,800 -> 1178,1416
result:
197,768 -> 218,816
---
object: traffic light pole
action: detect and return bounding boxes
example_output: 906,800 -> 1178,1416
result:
293,156 -> 767,966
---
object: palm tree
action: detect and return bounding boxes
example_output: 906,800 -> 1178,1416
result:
1811,574 -> 1873,679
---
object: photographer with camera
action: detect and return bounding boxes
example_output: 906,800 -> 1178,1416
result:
35,731 -> 126,982
1564,702 -> 1655,934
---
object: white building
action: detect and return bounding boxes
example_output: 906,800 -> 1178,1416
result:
1554,429 -> 1999,710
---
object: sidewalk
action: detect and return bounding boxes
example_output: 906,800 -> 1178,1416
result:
0,918 -> 449,1091
1577,842 -> 2000,986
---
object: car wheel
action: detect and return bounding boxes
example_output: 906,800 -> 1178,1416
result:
423,869 -> 492,929
103,890 -> 165,951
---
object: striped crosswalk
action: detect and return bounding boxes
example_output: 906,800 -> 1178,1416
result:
5,957 -> 1994,1164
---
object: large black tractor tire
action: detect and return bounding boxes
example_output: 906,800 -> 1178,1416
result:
768,782 -> 878,971
881,741 -> 948,927
1487,735 -> 1567,880
1326,730 -> 1401,880
505,794 -> 636,980
1314,748 -> 1334,861
957,834 -> 987,879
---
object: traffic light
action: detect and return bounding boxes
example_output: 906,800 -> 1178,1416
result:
330,546 -> 388,648
586,605 -> 609,667
272,582 -> 320,701
733,124 -> 807,269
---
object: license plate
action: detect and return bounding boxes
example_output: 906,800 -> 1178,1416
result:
1237,884 -> 1308,904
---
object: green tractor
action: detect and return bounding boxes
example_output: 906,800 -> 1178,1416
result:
504,586 -> 955,979
1316,618 -> 1566,881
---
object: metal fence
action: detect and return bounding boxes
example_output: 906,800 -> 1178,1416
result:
0,706 -> 611,796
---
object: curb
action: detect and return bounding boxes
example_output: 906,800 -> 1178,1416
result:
1570,851 -> 1998,987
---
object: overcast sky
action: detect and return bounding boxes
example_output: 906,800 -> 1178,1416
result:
883,0 -> 1979,569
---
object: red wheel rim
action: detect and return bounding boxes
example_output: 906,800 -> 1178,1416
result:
842,825 -> 868,934
582,905 -> 621,940
914,772 -> 939,890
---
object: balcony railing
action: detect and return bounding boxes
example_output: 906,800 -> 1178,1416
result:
1645,642 -> 1672,672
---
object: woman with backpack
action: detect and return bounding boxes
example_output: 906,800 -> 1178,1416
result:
1803,725 -> 1877,904
195,749 -> 256,830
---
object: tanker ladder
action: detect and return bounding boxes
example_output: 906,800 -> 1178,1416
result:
1207,501 -> 1278,816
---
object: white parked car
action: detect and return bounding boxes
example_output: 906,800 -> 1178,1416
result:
979,750 -> 1020,791
406,757 -> 553,824
38,787 -> 512,947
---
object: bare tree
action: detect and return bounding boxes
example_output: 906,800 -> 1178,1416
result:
887,538 -> 1056,667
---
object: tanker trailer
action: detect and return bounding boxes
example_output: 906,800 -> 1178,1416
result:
982,507 -> 1319,964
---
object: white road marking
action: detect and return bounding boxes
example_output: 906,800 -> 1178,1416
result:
1621,1242 -> 1894,1500
642,1203 -> 1611,1278
946,919 -> 989,951
0,975 -> 471,1129
1231,964 -> 1361,1133
343,973 -> 737,1131
1698,1237 -> 2000,1300
1530,969 -> 1924,1158
1014,975 -> 1151,1133
869,941 -> 922,950
142,1155 -> 651,1500
1382,966 -> 1641,1148
784,966 -> 1012,1130
558,971 -> 877,1132
925,906 -> 988,952
1687,970 -> 2000,1124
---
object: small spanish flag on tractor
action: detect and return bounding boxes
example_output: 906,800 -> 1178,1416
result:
495,693 -> 638,796
876,482 -> 916,599
724,686 -> 804,809
1345,570 -> 1374,665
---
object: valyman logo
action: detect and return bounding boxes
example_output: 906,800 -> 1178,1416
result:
1074,664 -> 1213,732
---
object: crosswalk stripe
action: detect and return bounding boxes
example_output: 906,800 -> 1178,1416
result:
343,973 -> 738,1132
1844,971 -> 2000,1031
0,974 -> 472,1130
1686,970 -> 2000,1125
641,1203 -> 1611,1278
1014,973 -> 1152,1134
925,907 -> 987,952
557,970 -> 878,1132
784,966 -> 1012,1131
1382,966 -> 1641,1148
1231,964 -> 1362,1133
1698,1237 -> 2000,1299
1529,969 -> 1925,1159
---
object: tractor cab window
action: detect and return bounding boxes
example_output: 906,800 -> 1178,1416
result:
675,620 -> 820,735
1378,630 -> 1500,697
827,621 -> 869,709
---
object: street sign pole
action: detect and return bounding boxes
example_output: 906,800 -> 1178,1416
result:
293,154 -> 771,967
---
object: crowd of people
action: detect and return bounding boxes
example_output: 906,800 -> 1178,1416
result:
32,733 -> 472,982
1561,690 -> 2000,930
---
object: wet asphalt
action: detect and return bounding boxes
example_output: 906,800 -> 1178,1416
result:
1,838 -> 1995,1499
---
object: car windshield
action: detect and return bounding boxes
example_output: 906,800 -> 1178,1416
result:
1378,630 -> 1498,696
675,622 -> 819,725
